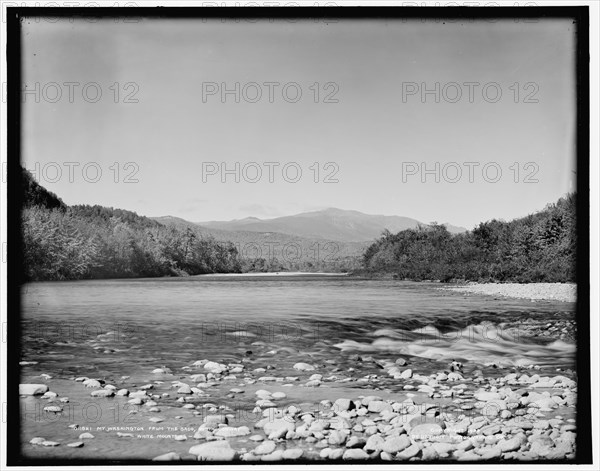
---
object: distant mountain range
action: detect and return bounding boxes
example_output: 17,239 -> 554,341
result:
152,214 -> 369,271
194,208 -> 467,243
152,208 -> 466,270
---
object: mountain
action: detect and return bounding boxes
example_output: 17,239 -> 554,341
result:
152,215 -> 368,272
196,208 -> 467,242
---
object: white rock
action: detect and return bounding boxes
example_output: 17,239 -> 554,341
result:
42,441 -> 60,447
188,441 -> 236,461
214,426 -> 251,437
400,369 -> 413,379
293,362 -> 316,371
83,379 -> 102,388
253,440 -> 277,455
91,389 -> 114,397
152,452 -> 181,461
343,449 -> 369,460
19,384 -> 49,396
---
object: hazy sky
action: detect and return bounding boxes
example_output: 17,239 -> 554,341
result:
21,17 -> 577,229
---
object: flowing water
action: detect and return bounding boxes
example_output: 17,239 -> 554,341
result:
20,275 -> 576,375
18,275 -> 577,460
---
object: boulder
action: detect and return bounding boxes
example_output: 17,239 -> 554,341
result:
19,384 -> 48,396
253,440 -> 277,455
381,435 -> 411,454
342,449 -> 369,460
333,398 -> 355,412
188,441 -> 236,461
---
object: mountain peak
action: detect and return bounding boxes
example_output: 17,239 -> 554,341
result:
197,209 -> 459,242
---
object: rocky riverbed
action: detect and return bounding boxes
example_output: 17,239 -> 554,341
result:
443,283 -> 577,303
20,352 -> 577,462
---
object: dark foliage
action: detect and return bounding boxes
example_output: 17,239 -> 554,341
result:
362,194 -> 576,283
21,168 -> 242,281
21,168 -> 66,210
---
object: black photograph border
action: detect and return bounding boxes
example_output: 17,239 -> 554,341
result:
5,5 -> 592,466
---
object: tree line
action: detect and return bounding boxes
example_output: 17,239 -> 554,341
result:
21,165 -> 576,282
21,168 -> 242,281
361,194 -> 576,283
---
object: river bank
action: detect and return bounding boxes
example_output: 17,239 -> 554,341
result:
443,283 -> 577,303
19,351 -> 578,463
20,321 -> 577,463
18,278 -> 578,463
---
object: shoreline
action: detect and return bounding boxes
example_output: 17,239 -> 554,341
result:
442,282 -> 576,303
198,272 -> 349,277
20,350 -> 577,462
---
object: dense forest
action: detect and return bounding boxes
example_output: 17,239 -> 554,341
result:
21,166 -> 577,282
362,194 -> 576,283
21,168 -> 242,281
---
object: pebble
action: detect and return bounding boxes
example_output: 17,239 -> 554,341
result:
214,426 -> 251,437
398,443 -> 421,460
189,441 -> 236,461
19,384 -> 49,395
83,379 -> 102,388
293,362 -> 316,371
381,435 -> 411,454
204,414 -> 228,425
342,449 -> 369,460
91,389 -> 114,397
282,448 -> 304,460
410,422 -> 443,438
67,442 -> 84,448
333,398 -> 355,412
253,440 -> 277,455
399,369 -> 413,379
42,441 -> 60,447
152,452 -> 181,461
328,430 -> 347,446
